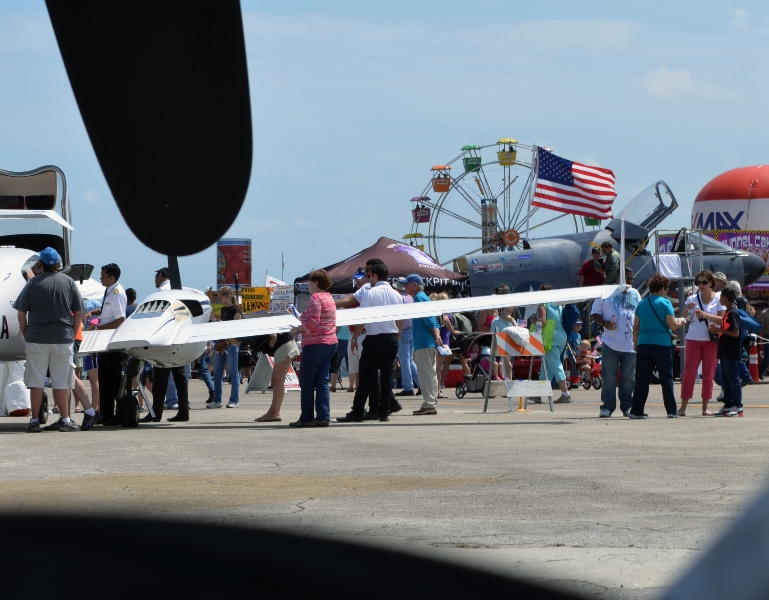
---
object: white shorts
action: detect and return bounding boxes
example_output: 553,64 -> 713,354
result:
24,342 -> 76,390
347,336 -> 364,374
274,339 -> 300,363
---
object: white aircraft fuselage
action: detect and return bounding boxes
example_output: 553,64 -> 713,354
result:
85,289 -> 213,368
0,247 -> 42,361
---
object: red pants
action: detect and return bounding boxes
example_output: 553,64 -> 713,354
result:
680,338 -> 718,400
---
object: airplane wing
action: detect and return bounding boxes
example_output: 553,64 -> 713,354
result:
182,314 -> 301,344
335,284 -> 621,327
79,329 -> 116,354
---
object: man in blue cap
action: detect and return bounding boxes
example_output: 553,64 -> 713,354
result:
14,247 -> 84,432
402,274 -> 443,415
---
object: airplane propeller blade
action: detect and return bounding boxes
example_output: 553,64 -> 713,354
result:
45,0 -> 252,256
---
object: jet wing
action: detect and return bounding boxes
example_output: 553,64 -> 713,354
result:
182,314 -> 301,344
79,329 -> 116,354
335,284 -> 621,327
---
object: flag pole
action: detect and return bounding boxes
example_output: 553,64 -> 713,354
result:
526,145 -> 538,241
620,219 -> 626,287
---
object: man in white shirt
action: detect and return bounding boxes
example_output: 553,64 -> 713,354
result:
86,263 -> 127,425
337,260 -> 403,423
155,267 -> 171,291
591,268 -> 640,417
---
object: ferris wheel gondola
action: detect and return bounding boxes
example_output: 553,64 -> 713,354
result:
404,139 -> 588,267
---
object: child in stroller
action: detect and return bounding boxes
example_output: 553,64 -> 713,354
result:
455,333 -> 495,399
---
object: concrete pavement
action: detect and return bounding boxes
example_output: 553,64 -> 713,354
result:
1,377 -> 768,598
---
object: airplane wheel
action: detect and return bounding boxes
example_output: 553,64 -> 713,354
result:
39,392 -> 49,424
119,395 -> 139,428
455,383 -> 467,399
592,376 -> 603,390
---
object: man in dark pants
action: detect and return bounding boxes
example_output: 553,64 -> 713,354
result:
337,261 -> 403,422
140,366 -> 189,423
85,263 -> 126,426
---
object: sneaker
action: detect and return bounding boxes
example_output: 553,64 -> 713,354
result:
167,403 -> 179,410
725,407 -> 740,417
26,421 -> 42,433
226,402 -> 239,408
43,418 -> 63,432
553,394 -> 572,404
713,406 -> 731,416
138,406 -> 147,413
58,420 -> 81,432
622,409 -> 631,418
81,413 -> 98,431
223,376 -> 231,383
527,397 -> 543,404
395,390 -> 415,397
206,401 -> 222,409
667,413 -> 678,418
599,408 -> 611,418
52,406 -> 59,414
415,388 -> 422,396
628,412 -> 648,419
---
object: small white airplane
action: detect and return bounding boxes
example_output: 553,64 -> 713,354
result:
80,284 -> 622,366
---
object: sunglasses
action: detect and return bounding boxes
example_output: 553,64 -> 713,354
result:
696,280 -> 710,286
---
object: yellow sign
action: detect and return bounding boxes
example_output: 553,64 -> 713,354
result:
240,286 -> 271,314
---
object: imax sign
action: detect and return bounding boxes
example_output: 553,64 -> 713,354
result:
693,211 -> 745,230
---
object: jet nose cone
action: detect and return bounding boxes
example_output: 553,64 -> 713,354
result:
742,252 -> 767,287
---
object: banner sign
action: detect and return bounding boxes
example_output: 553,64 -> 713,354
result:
269,285 -> 294,314
240,286 -> 270,314
217,238 -> 252,289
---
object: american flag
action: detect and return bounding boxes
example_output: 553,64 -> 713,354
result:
532,147 -> 616,220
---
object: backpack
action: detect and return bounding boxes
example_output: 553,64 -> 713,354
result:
453,312 -> 473,335
737,308 -> 761,334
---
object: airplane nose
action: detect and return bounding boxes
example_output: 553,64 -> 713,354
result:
742,252 -> 767,287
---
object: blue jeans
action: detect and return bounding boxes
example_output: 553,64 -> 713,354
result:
336,339 -> 349,376
198,352 -> 214,393
214,344 -> 240,404
714,361 -> 752,387
632,344 -> 677,416
601,344 -> 636,414
299,343 -> 336,422
720,359 -> 743,408
165,363 -> 191,407
397,328 -> 419,391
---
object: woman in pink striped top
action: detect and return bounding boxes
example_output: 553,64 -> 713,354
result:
289,269 -> 337,427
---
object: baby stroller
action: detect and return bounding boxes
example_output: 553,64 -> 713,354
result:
454,332 -> 493,399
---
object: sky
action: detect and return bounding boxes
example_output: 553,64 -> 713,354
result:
1,1 -> 769,299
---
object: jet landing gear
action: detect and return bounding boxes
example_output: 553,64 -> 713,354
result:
115,358 -> 152,428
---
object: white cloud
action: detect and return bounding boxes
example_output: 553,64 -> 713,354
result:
80,189 -> 101,208
731,9 -> 749,31
642,67 -> 739,101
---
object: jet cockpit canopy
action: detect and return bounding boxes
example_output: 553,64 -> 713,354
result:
607,181 -> 678,241
0,166 -> 71,269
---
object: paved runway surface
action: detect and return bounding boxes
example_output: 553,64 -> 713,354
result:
2,377 -> 769,598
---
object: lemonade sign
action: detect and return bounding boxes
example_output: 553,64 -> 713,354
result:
240,287 -> 271,314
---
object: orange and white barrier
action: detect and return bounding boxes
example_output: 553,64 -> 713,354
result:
749,342 -> 760,382
495,330 -> 545,357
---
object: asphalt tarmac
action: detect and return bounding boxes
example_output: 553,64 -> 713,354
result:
2,377 -> 768,599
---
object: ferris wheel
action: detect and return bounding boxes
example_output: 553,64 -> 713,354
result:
405,139 -> 586,267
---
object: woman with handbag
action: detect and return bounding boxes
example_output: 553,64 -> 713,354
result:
629,274 -> 686,418
208,286 -> 242,409
534,284 -> 571,404
678,270 -> 724,416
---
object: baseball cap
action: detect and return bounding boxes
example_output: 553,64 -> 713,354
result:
591,247 -> 601,253
397,274 -> 424,285
155,267 -> 170,278
39,247 -> 61,266
352,272 -> 367,280
713,271 -> 727,282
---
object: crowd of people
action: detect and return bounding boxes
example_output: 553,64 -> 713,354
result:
13,245 -> 765,433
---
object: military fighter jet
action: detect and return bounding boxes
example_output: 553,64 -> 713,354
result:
462,180 -> 767,296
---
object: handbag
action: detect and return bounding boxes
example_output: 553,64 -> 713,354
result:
696,294 -> 719,343
530,305 -> 556,352
646,297 -> 673,345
